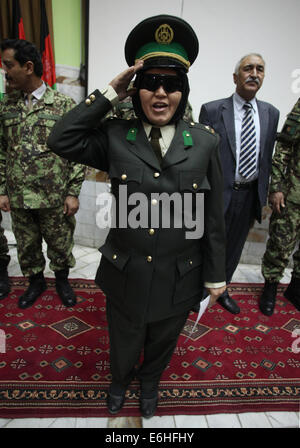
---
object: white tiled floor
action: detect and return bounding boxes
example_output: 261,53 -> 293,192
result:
0,230 -> 299,429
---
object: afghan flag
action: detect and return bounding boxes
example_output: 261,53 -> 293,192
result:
12,0 -> 26,39
40,0 -> 56,89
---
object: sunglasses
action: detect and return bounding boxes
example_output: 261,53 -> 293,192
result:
139,74 -> 183,93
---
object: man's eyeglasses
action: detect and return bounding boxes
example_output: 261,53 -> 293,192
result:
139,74 -> 183,93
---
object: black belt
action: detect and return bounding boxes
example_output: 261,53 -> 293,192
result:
233,181 -> 256,191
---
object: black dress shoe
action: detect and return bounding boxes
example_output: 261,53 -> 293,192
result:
55,269 -> 77,307
259,281 -> 278,316
0,271 -> 10,300
18,275 -> 47,309
140,395 -> 158,419
107,391 -> 126,415
217,291 -> 240,314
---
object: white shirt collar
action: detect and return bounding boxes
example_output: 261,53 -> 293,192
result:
233,92 -> 258,113
24,81 -> 47,100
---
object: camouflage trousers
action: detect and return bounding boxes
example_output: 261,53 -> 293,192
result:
262,201 -> 300,282
11,206 -> 76,277
0,213 -> 10,270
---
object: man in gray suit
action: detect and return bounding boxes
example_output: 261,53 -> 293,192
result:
199,54 -> 279,314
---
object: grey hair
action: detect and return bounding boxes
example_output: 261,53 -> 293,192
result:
234,53 -> 265,75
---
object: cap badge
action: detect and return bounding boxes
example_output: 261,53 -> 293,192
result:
155,24 -> 174,44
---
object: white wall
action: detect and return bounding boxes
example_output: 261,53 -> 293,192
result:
89,0 -> 300,127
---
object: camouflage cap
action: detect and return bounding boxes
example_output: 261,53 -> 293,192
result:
125,14 -> 199,72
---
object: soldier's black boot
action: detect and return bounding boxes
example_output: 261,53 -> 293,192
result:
0,269 -> 10,300
55,269 -> 77,307
284,275 -> 300,311
18,272 -> 47,309
259,281 -> 278,316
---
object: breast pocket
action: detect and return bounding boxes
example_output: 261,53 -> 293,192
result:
109,160 -> 143,185
179,170 -> 211,193
33,113 -> 61,148
2,114 -> 22,143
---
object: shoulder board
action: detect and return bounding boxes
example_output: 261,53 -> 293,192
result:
186,121 -> 217,135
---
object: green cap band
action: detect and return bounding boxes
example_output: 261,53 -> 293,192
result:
135,42 -> 190,70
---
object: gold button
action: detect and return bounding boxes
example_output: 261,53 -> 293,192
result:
151,199 -> 158,206
193,183 -> 198,190
112,254 -> 117,260
149,229 -> 155,236
147,256 -> 152,263
85,98 -> 92,106
121,174 -> 127,181
189,260 -> 193,265
154,172 -> 160,178
90,94 -> 96,102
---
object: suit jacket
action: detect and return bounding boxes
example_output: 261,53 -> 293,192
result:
48,90 -> 226,324
199,95 -> 279,222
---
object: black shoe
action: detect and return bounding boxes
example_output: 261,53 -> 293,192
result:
0,270 -> 10,300
107,391 -> 126,415
140,395 -> 158,419
284,276 -> 300,311
55,269 -> 77,307
18,273 -> 47,309
259,281 -> 278,316
217,291 -> 240,314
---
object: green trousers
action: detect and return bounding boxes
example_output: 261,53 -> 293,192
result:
11,207 -> 76,277
262,200 -> 300,282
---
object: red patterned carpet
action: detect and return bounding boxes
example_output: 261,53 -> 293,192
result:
0,278 -> 299,418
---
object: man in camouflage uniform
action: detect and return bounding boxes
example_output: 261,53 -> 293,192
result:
260,98 -> 300,315
0,39 -> 85,309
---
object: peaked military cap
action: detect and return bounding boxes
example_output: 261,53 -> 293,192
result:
125,14 -> 199,72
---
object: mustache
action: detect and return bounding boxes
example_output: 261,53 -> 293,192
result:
245,76 -> 260,85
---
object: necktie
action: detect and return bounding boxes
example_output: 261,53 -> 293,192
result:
150,127 -> 163,164
27,93 -> 33,110
239,102 -> 257,179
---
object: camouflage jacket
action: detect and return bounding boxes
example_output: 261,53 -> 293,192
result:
0,85 -> 85,209
269,98 -> 300,204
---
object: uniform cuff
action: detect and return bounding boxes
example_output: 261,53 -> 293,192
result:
101,85 -> 119,107
204,281 -> 226,289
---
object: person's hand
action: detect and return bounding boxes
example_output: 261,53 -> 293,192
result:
269,192 -> 285,214
64,196 -> 79,216
206,285 -> 227,308
0,195 -> 11,212
109,60 -> 144,101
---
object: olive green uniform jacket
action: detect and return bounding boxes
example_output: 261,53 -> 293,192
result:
48,90 -> 226,325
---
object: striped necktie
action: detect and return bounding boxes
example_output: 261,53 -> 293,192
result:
239,102 -> 257,179
150,127 -> 163,164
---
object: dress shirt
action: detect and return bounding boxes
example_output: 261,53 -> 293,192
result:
233,92 -> 260,182
24,82 -> 47,106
